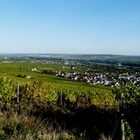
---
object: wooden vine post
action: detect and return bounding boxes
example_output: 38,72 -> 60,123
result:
119,93 -> 125,140
16,82 -> 20,114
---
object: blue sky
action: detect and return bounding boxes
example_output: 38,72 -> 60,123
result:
0,0 -> 140,55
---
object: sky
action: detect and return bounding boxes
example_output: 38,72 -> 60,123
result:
0,0 -> 140,55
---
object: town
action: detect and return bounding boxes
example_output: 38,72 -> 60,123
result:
56,70 -> 140,87
24,60 -> 140,88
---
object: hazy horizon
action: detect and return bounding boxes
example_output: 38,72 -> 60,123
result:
0,53 -> 140,57
0,0 -> 140,55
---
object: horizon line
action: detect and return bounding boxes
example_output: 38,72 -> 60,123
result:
0,53 -> 140,57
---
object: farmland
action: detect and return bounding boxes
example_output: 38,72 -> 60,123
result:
0,61 -> 116,109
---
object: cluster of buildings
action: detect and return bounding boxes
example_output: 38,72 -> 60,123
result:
56,71 -> 140,87
22,60 -> 140,88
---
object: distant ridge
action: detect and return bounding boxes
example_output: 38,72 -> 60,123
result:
0,53 -> 140,65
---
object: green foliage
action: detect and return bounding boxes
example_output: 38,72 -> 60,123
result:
0,77 -> 15,100
0,130 -> 5,140
113,83 -> 140,139
0,77 -> 16,110
114,83 -> 140,107
125,121 -> 134,139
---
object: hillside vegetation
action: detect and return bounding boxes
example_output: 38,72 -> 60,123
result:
0,61 -> 140,139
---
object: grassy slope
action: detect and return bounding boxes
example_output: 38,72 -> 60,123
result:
0,62 -> 110,86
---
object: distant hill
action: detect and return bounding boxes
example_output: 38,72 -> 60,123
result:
0,53 -> 140,66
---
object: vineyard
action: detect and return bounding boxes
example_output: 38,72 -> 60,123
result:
0,76 -> 115,139
0,62 -> 140,139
